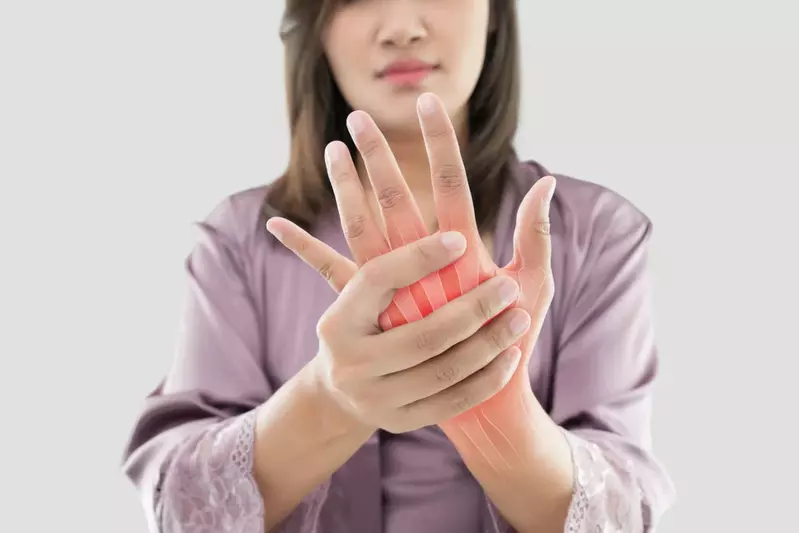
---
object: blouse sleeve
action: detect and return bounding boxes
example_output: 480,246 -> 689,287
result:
484,195 -> 676,533
553,201 -> 676,532
120,197 -> 330,533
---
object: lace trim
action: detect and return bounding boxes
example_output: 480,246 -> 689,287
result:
156,411 -> 265,533
482,429 -> 650,533
563,430 -> 647,533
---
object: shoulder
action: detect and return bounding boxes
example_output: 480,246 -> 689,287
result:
197,184 -> 273,254
514,159 -> 653,253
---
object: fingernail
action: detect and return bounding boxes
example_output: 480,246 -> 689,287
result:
325,143 -> 338,166
440,231 -> 466,251
498,278 -> 519,304
347,112 -> 367,135
418,93 -> 436,115
509,312 -> 530,335
266,221 -> 283,240
542,177 -> 556,218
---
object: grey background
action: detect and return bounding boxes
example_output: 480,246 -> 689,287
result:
1,1 -> 797,531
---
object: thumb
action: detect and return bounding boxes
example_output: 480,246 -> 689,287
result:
505,176 -> 556,271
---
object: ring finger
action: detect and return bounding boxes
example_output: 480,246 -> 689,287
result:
377,307 -> 530,408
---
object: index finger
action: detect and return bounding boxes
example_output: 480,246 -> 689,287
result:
346,110 -> 428,249
325,140 -> 389,265
338,231 -> 467,332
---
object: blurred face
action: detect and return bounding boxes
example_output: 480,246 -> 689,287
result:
323,0 -> 491,138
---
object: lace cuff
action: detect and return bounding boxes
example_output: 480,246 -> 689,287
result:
154,410 -> 334,533
482,429 -> 649,533
562,430 -> 648,532
154,410 -> 265,532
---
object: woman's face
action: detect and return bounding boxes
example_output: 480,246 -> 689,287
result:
323,0 -> 491,138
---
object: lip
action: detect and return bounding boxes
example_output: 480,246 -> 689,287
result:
378,59 -> 438,85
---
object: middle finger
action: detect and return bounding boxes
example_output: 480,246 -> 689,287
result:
417,93 -> 479,240
377,307 -> 530,409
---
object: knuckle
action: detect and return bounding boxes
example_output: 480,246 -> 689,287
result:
434,362 -> 460,386
433,164 -> 465,195
533,221 -> 551,235
377,186 -> 406,209
475,296 -> 494,323
486,327 -> 506,352
330,168 -> 355,185
343,214 -> 366,239
317,261 -> 334,281
359,137 -> 380,158
451,394 -> 473,415
415,329 -> 441,352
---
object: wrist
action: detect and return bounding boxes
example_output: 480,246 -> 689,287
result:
511,412 -> 574,532
299,358 -> 377,441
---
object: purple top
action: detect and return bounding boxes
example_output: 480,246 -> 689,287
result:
121,158 -> 675,532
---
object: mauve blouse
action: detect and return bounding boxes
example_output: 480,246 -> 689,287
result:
121,157 -> 676,532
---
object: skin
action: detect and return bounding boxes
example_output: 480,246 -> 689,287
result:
323,0 -> 491,231
267,94 -> 572,533
252,230 -> 525,531
257,2 -> 573,531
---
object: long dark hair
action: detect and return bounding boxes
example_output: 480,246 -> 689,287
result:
263,0 -> 521,235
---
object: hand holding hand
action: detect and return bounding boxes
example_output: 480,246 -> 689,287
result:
307,231 -> 533,434
269,92 -> 556,471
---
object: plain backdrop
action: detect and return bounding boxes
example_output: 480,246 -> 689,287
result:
1,1 -> 797,532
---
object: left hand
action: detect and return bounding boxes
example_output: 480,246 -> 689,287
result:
267,92 -> 556,470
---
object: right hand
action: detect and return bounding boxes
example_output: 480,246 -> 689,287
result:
309,230 -> 532,434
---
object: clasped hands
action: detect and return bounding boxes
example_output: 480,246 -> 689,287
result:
267,92 -> 556,471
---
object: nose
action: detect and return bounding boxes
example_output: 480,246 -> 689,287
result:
375,1 -> 428,48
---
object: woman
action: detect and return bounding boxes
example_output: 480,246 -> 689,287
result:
122,1 -> 675,531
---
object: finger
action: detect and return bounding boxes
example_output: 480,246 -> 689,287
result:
389,346 -> 522,433
265,216 -> 356,293
346,110 -> 440,327
376,308 -> 530,408
370,275 -> 521,375
417,93 -> 479,240
346,110 -> 428,249
506,175 -> 556,271
325,140 -> 390,266
416,92 -> 482,299
338,231 -> 468,331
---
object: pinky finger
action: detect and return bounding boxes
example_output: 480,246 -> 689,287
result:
266,217 -> 357,293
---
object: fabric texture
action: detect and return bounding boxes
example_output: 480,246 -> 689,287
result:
121,157 -> 675,532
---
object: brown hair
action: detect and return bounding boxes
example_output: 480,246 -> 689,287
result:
263,0 -> 521,235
